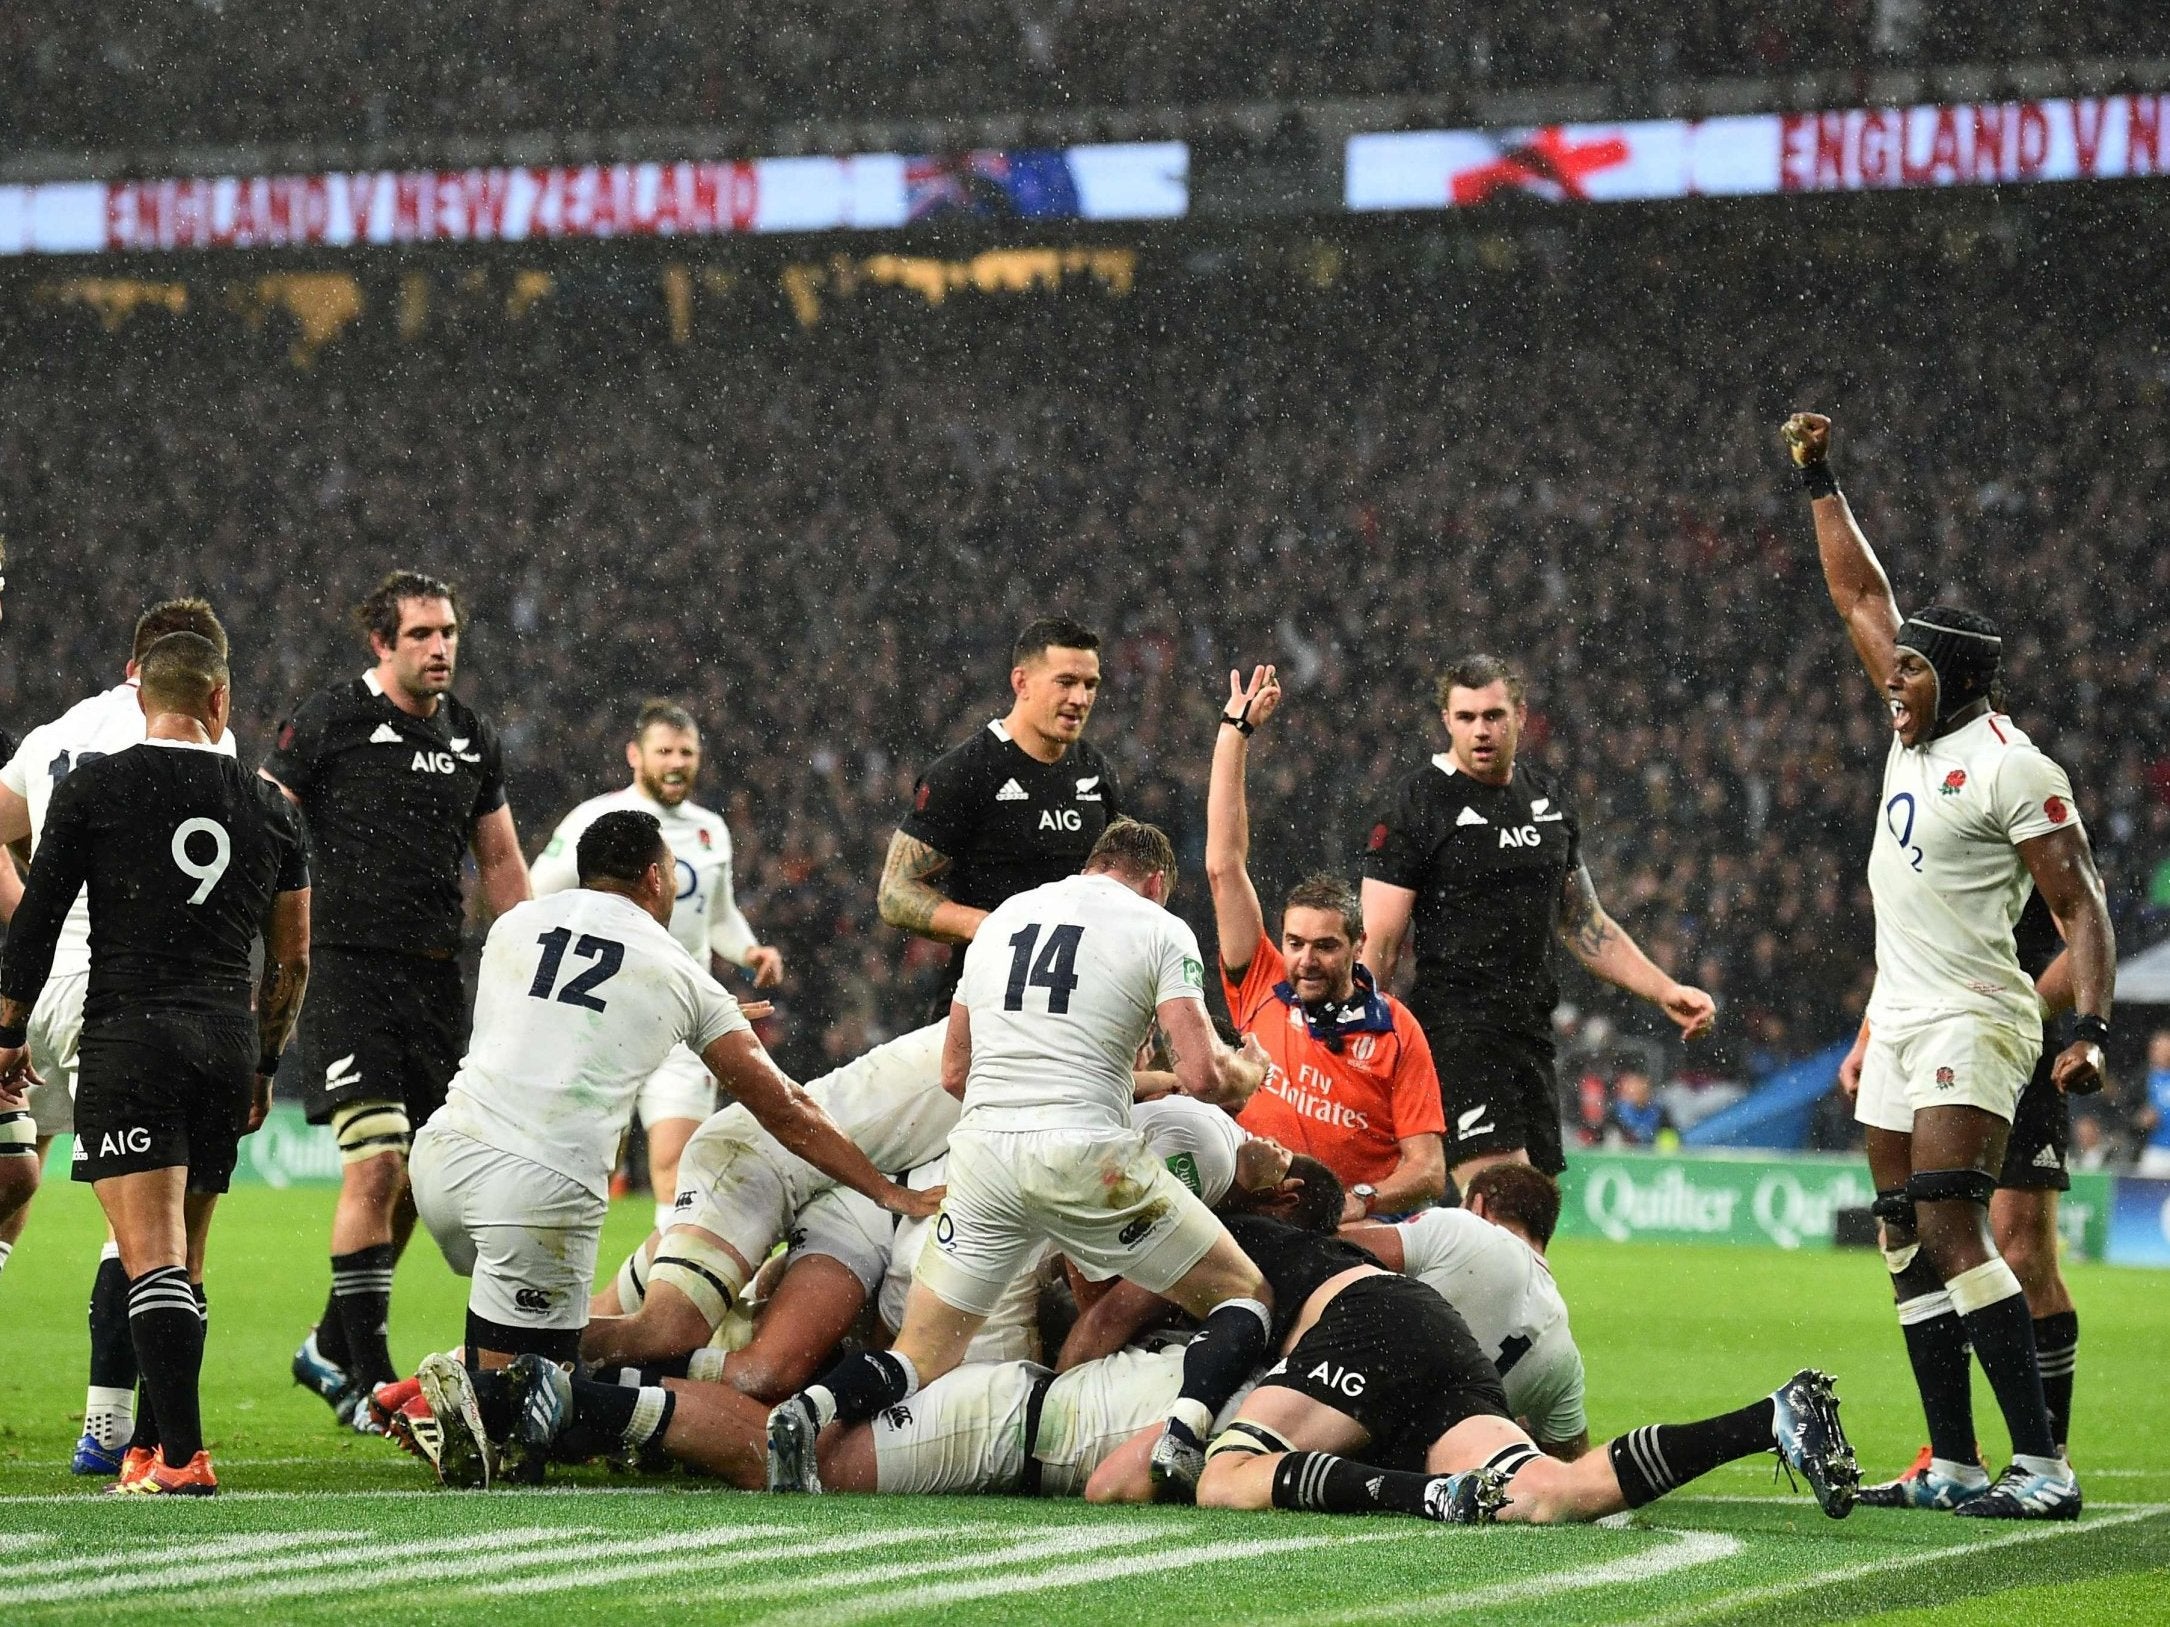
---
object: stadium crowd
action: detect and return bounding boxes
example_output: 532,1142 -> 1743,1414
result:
0,215 -> 2164,1158
1,2 -> 2153,153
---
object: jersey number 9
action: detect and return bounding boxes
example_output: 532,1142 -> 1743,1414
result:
171,817 -> 232,905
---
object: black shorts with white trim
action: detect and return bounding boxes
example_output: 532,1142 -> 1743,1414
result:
72,1010 -> 254,1191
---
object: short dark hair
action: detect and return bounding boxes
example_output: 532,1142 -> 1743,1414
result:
1283,1156 -> 1345,1235
1464,1163 -> 1562,1248
1283,873 -> 1362,940
133,598 -> 228,662
1013,617 -> 1100,668
1435,653 -> 1526,711
577,809 -> 669,886
356,570 -> 462,650
634,698 -> 698,741
1085,817 -> 1177,887
136,631 -> 229,716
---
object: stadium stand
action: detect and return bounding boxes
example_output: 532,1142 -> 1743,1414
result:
2,3 -> 2157,152
1,197 -> 2162,1154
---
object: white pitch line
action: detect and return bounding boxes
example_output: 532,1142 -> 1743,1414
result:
218,1522 -> 791,1603
1619,1504 -> 2170,1627
0,1537 -> 51,1555
752,1530 -> 1407,1627
0,1527 -> 570,1607
473,1522 -> 989,1597
1300,1530 -> 1746,1624
0,1531 -> 358,1591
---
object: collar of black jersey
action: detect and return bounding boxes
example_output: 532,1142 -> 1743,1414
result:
1274,962 -> 1394,1052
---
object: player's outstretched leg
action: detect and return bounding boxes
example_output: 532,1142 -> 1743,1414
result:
75,1240 -> 140,1475
767,1350 -> 919,1494
502,1353 -> 678,1480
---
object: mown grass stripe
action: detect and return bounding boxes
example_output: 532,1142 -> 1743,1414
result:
1620,1505 -> 2169,1627
1301,1530 -> 1746,1623
473,1522 -> 990,1597
0,1532 -> 360,1596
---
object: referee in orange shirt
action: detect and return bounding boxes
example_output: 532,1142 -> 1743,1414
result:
1205,666 -> 1445,1222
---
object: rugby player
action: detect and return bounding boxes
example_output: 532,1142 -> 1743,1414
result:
1344,1162 -> 1587,1457
268,571 -> 532,1426
1208,664 -> 1443,1217
1088,1212 -> 1857,1526
0,633 -> 311,1496
767,818 -> 1273,1498
1359,654 -> 1714,1185
1784,410 -> 2111,1520
402,810 -> 935,1487
0,599 -> 235,1473
532,699 -> 782,1228
880,618 -> 1122,1016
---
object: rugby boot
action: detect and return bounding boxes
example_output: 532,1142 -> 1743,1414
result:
367,1374 -> 424,1434
386,1393 -> 442,1471
416,1352 -> 495,1490
765,1395 -> 824,1494
1422,1467 -> 1511,1525
111,1450 -> 217,1497
291,1329 -> 351,1416
502,1353 -> 574,1484
71,1430 -> 125,1477
1770,1368 -> 1859,1518
1147,1413 -> 1208,1503
1951,1463 -> 2082,1521
1857,1444 -> 1989,1511
105,1446 -> 157,1495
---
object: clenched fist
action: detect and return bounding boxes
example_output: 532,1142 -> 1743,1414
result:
1781,412 -> 1832,467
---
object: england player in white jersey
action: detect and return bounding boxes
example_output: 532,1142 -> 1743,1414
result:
407,810 -> 934,1487
580,1019 -> 958,1367
1347,1163 -> 1587,1456
531,700 -> 782,1229
1786,413 -> 2113,1521
766,818 -> 1273,1497
0,599 -> 237,1474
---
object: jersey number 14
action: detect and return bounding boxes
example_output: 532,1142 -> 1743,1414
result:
1003,923 -> 1084,1013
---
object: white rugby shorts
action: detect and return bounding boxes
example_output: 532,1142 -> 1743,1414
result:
787,1184 -> 895,1297
637,1043 -> 719,1130
870,1359 -> 1043,1495
410,1123 -> 603,1331
914,1126 -> 1226,1319
25,969 -> 87,1138
1855,1011 -> 2037,1134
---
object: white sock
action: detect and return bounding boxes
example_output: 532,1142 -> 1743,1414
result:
1930,1456 -> 1989,1487
1168,1397 -> 1213,1440
85,1385 -> 136,1451
2013,1452 -> 2072,1481
0,1240 -> 12,1274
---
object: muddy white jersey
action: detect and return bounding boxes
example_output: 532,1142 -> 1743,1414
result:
433,889 -> 749,1198
531,786 -> 755,967
1132,1095 -> 1246,1207
954,873 -> 1207,1133
1867,712 -> 2076,1036
0,680 -> 237,980
1397,1207 -> 1587,1447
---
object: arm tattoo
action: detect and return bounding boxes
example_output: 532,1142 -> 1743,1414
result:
256,957 -> 309,1064
1559,864 -> 1616,961
879,832 -> 955,935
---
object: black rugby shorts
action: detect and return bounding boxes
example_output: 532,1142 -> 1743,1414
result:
1427,1025 -> 1566,1176
72,1010 -> 255,1192
1997,1046 -> 2071,1193
299,947 -> 467,1128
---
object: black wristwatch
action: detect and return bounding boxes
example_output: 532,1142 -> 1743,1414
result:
2072,1014 -> 2110,1049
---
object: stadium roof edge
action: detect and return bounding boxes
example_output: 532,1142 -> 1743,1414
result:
1,54 -> 2163,187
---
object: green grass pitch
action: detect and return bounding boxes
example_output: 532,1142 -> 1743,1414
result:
1,1179 -> 2164,1624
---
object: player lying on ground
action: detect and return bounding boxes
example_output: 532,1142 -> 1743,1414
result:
404,809 -> 936,1487
1087,1212 -> 1859,1523
1784,411 -> 2111,1521
438,1145 -> 1342,1491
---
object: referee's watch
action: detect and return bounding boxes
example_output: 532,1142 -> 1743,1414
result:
1352,1183 -> 1378,1217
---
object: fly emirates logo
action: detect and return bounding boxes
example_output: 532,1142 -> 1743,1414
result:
1262,1060 -> 1372,1131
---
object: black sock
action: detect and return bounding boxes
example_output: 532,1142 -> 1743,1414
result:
1176,1299 -> 1271,1420
1608,1399 -> 1775,1507
312,1283 -> 351,1369
1271,1451 -> 1437,1517
129,1383 -> 161,1453
808,1350 -> 916,1430
128,1266 -> 206,1467
2033,1311 -> 2078,1453
1951,1270 -> 2058,1461
469,1368 -> 516,1442
1892,1254 -> 1977,1466
89,1251 -> 139,1390
330,1244 -> 398,1388
556,1377 -> 678,1461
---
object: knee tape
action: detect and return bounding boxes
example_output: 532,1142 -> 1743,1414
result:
647,1232 -> 749,1332
332,1100 -> 412,1164
1945,1256 -> 2024,1317
1871,1186 -> 1917,1231
1908,1168 -> 1996,1208
613,1246 -> 650,1315
0,1108 -> 36,1154
1881,1242 -> 1920,1275
1206,1420 -> 1293,1463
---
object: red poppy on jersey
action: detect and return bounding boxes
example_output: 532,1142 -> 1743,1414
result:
1223,940 -> 1443,1187
2044,795 -> 2069,825
914,782 -> 931,812
1366,822 -> 1390,852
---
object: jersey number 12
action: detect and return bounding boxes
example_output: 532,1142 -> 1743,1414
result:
1003,923 -> 1084,1013
529,928 -> 624,1011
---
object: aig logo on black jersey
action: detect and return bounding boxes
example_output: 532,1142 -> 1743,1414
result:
410,751 -> 457,774
1040,809 -> 1083,832
1498,825 -> 1541,848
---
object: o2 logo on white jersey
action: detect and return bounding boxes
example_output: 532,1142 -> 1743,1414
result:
1884,792 -> 1925,871
674,858 -> 698,902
